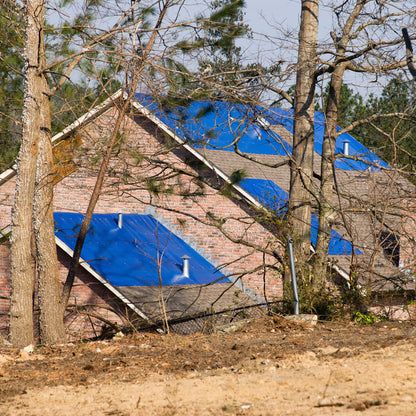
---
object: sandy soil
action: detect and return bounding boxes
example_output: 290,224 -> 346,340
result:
1,316 -> 416,415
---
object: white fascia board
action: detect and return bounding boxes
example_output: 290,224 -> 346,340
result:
51,90 -> 124,145
332,262 -> 352,283
0,90 -> 124,187
0,165 -> 17,186
131,100 -> 264,210
55,236 -> 152,323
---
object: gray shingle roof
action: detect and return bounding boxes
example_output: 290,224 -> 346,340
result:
195,147 -> 415,292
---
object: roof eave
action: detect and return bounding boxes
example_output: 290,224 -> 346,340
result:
0,89 -> 124,187
55,235 -> 154,325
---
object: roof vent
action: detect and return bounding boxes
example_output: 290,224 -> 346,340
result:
181,255 -> 190,278
118,211 -> 123,229
343,140 -> 350,156
256,116 -> 271,130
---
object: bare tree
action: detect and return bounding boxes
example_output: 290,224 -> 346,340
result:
312,1 -> 416,286
312,1 -> 368,281
288,0 -> 320,282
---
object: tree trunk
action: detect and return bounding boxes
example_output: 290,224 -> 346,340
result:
61,101 -> 129,307
9,0 -> 45,346
288,0 -> 319,282
33,41 -> 66,344
312,64 -> 344,280
312,1 -> 365,281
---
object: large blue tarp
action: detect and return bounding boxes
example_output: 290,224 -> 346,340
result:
136,94 -> 292,156
136,94 -> 389,171
239,178 -> 361,255
54,212 -> 227,287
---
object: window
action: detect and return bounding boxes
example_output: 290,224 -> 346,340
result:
379,231 -> 400,267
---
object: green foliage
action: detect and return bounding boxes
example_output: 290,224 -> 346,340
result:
0,0 -> 24,170
221,168 -> 247,197
295,274 -> 336,318
197,0 -> 252,99
196,103 -> 215,119
353,311 -> 388,325
167,0 -> 258,103
204,0 -> 249,60
229,168 -> 247,184
318,79 -> 416,170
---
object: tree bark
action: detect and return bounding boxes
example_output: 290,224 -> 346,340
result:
288,0 -> 319,281
402,28 -> 416,80
33,40 -> 66,344
312,64 -> 344,280
9,0 -> 45,346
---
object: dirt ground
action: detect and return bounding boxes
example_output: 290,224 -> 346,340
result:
1,316 -> 416,415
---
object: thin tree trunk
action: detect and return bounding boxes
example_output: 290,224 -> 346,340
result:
33,48 -> 66,344
9,0 -> 45,346
61,2 -> 170,308
288,0 -> 319,282
61,98 -> 131,307
313,1 -> 365,281
312,65 -> 344,280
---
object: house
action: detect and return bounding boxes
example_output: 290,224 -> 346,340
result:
0,90 -> 415,338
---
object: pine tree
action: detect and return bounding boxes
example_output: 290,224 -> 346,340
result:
0,1 -> 24,170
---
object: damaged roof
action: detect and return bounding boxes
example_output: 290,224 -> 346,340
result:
54,212 -> 227,287
134,94 -> 373,256
135,93 -> 389,171
54,213 -> 260,332
133,93 -> 413,291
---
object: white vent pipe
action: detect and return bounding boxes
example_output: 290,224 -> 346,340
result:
343,140 -> 350,156
118,211 -> 123,229
181,255 -> 190,278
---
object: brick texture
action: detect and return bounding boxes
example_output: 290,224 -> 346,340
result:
0,106 -> 284,339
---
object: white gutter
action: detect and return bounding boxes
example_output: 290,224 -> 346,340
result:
330,259 -> 353,284
55,236 -> 152,323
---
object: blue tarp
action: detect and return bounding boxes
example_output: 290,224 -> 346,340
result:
136,94 -> 389,171
239,178 -> 361,255
313,111 -> 390,171
54,212 -> 227,287
136,94 -> 291,156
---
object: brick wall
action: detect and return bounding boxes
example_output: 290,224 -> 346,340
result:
57,249 -> 130,340
0,244 -> 128,340
0,105 -> 284,339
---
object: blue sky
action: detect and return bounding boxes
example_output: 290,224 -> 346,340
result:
243,0 -> 390,98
